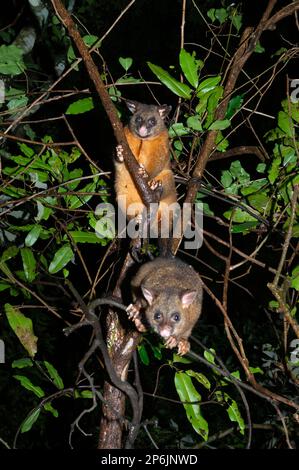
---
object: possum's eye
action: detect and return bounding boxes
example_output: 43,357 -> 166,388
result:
171,312 -> 181,322
153,311 -> 162,321
135,116 -> 143,124
148,117 -> 157,127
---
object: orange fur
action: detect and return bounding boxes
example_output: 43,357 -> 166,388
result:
115,126 -> 177,222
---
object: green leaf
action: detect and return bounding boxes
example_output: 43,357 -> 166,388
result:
66,97 -> 94,115
278,111 -> 293,137
119,57 -> 133,72
230,160 -> 250,182
25,225 -> 42,247
254,41 -> 265,53
20,409 -> 41,433
209,119 -> 231,130
48,244 -> 74,274
79,390 -> 94,399
0,45 -> 25,75
204,349 -> 216,364
249,366 -> 264,375
7,96 -> 28,111
215,8 -> 228,24
175,372 -> 209,440
215,131 -> 229,152
169,122 -> 190,137
186,370 -> 211,390
66,231 -> 106,244
150,345 -> 162,360
14,375 -> 45,398
241,179 -> 268,195
257,163 -> 266,173
179,49 -> 202,88
147,62 -> 192,99
18,142 -> 35,157
247,193 -> 269,213
291,266 -> 299,291
83,35 -> 99,48
216,391 -> 245,434
138,344 -> 150,365
44,403 -> 59,418
43,361 -> 64,390
221,170 -> 233,188
20,247 -> 37,282
12,358 -> 33,369
5,304 -> 38,357
268,155 -> 281,184
186,115 -> 203,131
226,95 -> 243,119
230,221 -> 258,233
207,9 -> 216,22
65,180 -> 97,209
197,76 -> 221,95
172,354 -> 192,364
224,208 -> 257,223
1,245 -> 19,262
0,282 -> 10,292
231,14 -> 242,32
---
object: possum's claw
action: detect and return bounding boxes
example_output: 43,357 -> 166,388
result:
137,163 -> 148,178
177,339 -> 190,356
116,144 -> 124,162
126,304 -> 147,332
148,179 -> 162,191
164,335 -> 178,349
126,303 -> 140,320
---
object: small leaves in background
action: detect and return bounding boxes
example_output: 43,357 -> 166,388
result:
25,225 -> 42,247
215,391 -> 245,435
20,409 -> 41,434
119,57 -> 133,72
20,247 -> 37,282
48,244 -> 74,274
66,97 -> 94,115
13,375 -> 45,398
179,49 -> 203,89
12,358 -> 33,369
43,361 -> 64,390
147,62 -> 192,99
137,344 -> 150,365
0,45 -> 25,75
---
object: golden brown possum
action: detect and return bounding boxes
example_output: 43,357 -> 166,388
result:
114,100 -> 177,232
127,257 -> 203,355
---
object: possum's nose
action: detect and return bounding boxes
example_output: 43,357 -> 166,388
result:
159,326 -> 172,338
138,125 -> 148,137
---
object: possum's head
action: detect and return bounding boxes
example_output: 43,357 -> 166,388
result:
126,100 -> 171,139
141,286 -> 198,339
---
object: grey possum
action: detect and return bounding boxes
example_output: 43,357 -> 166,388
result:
127,257 -> 203,355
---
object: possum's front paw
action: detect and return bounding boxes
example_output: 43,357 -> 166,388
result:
148,179 -> 162,191
126,304 -> 147,332
177,338 -> 190,356
116,144 -> 124,162
164,335 -> 178,350
137,163 -> 148,178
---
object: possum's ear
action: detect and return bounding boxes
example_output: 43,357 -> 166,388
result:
125,100 -> 140,114
141,285 -> 156,305
158,105 -> 172,120
181,290 -> 197,308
